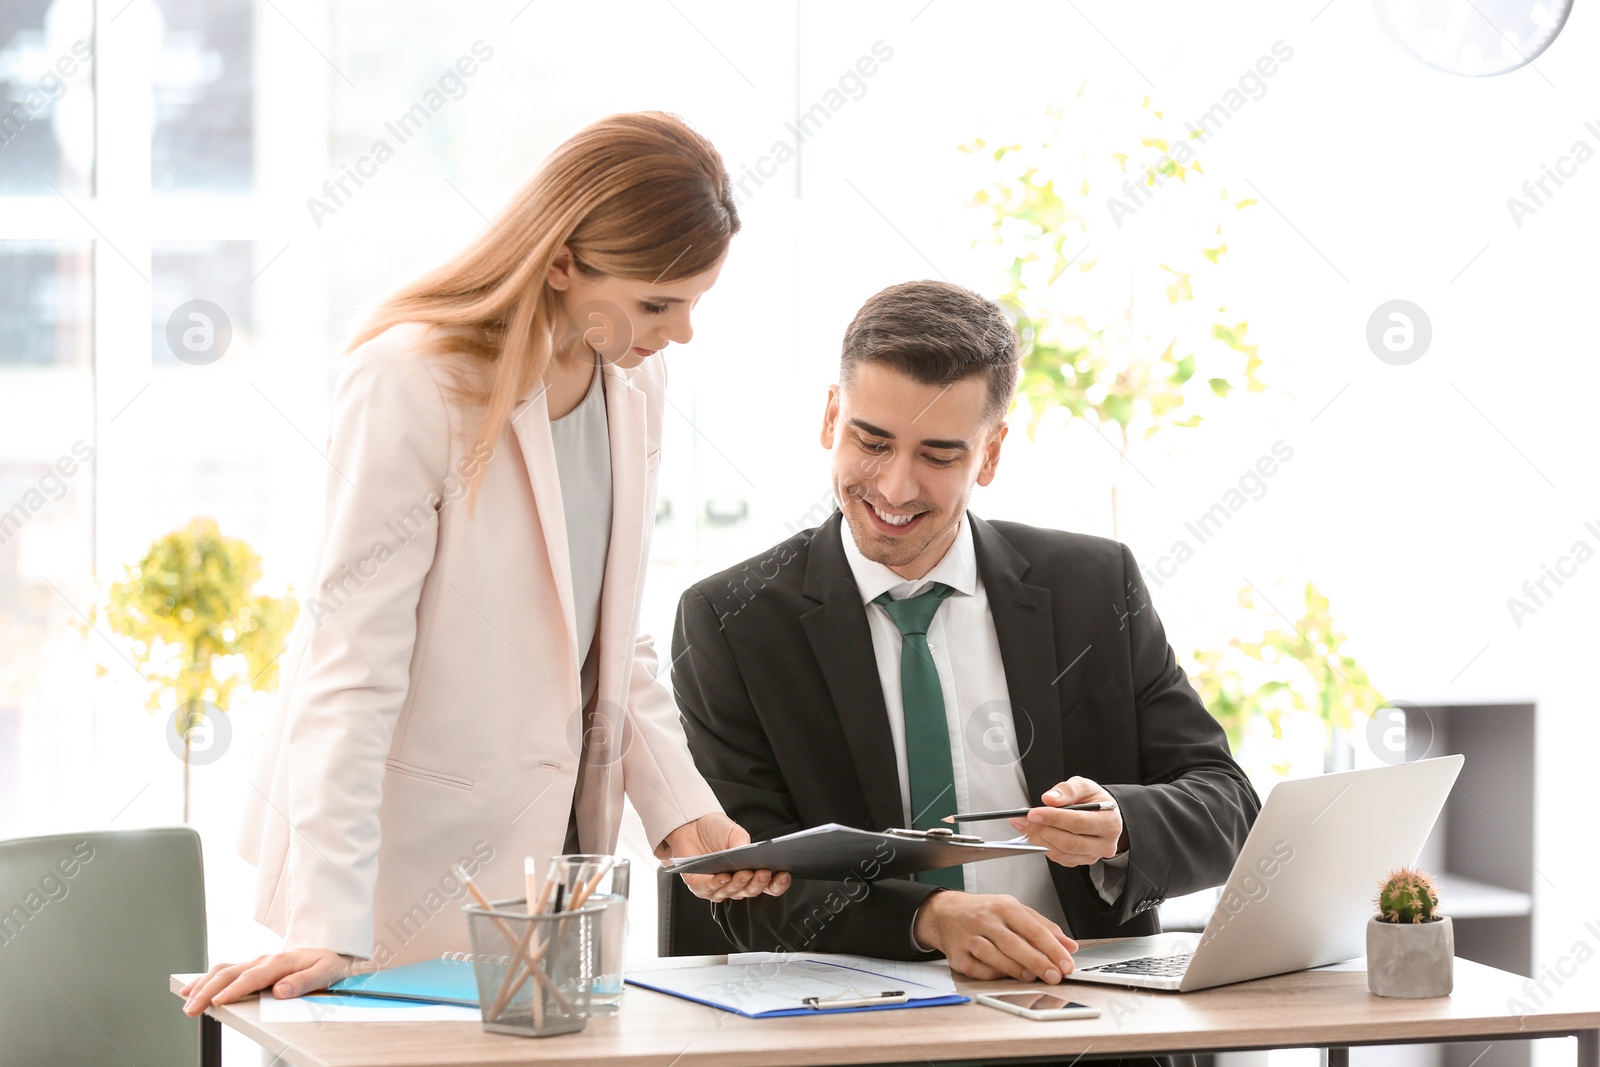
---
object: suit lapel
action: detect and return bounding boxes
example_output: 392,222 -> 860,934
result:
800,514 -> 905,832
971,515 -> 1065,805
596,363 -> 647,671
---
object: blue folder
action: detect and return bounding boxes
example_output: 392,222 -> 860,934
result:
327,958 -> 480,1007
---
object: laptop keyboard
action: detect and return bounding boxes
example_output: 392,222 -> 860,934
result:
1084,951 -> 1193,977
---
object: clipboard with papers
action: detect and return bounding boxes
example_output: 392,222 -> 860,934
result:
660,822 -> 1046,880
625,953 -> 967,1017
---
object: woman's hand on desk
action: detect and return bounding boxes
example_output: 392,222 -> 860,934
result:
179,948 -> 352,1016
658,812 -> 793,902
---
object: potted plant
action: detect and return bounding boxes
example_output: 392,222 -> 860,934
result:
90,518 -> 298,822
1367,866 -> 1453,998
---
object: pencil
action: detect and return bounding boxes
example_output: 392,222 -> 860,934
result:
943,800 -> 1117,823
488,857 -> 616,1020
525,856 -> 555,916
458,865 -> 572,1023
566,859 -> 614,911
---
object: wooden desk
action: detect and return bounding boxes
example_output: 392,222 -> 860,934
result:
172,956 -> 1600,1067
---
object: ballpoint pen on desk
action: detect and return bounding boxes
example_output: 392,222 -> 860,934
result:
943,801 -> 1117,823
802,989 -> 908,1010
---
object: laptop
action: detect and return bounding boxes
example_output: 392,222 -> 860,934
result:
1063,754 -> 1464,992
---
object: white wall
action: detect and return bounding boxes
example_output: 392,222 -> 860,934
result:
2,3 -> 1593,1063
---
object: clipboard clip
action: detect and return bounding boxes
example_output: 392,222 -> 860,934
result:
884,826 -> 983,844
802,989 -> 909,1010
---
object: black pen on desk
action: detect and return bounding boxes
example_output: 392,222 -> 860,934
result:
943,801 -> 1117,824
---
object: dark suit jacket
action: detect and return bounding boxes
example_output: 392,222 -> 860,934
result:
671,511 -> 1260,960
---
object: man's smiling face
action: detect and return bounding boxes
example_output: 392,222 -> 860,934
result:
821,362 -> 1008,580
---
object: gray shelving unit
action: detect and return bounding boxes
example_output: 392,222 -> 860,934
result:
1375,700 -> 1537,1067
1196,701 -> 1536,1067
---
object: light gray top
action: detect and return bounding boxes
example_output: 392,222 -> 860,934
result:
549,360 -> 612,708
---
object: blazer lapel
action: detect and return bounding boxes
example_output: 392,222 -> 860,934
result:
579,364 -> 649,850
971,515 -> 1065,805
509,384 -> 578,666
596,365 -> 647,663
800,513 -> 905,832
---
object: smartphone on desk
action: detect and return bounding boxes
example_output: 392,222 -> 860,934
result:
975,992 -> 1101,1021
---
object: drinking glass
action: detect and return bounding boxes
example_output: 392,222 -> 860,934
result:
546,854 -> 630,1014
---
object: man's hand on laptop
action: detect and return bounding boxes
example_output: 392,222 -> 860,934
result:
1010,777 -> 1127,866
912,891 -> 1078,983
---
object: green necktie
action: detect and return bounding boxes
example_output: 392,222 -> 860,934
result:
874,582 -> 964,891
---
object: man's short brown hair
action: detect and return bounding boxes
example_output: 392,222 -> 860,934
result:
840,280 -> 1020,423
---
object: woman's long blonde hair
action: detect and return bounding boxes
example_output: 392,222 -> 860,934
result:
347,111 -> 739,499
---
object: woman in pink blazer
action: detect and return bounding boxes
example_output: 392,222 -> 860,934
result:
182,113 -> 787,1015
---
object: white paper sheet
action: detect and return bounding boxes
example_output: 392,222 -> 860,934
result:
627,952 -> 961,1017
728,952 -> 958,994
256,992 -> 482,1023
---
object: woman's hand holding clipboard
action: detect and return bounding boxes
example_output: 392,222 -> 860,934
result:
659,811 -> 793,900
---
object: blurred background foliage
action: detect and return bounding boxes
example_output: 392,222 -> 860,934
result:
967,92 -> 1383,781
964,87 -> 1267,537
88,518 -> 297,820
1190,582 -> 1388,779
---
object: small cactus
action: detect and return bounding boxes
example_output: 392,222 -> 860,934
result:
1375,866 -> 1442,924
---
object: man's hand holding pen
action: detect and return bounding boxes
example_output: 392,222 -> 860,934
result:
1007,777 -> 1126,868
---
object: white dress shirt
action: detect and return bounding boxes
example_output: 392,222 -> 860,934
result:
839,514 -> 1127,936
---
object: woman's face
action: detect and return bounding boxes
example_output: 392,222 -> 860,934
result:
546,246 -> 727,370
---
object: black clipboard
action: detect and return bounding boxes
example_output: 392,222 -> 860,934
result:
661,823 -> 1045,880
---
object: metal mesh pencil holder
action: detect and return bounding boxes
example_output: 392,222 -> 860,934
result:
463,898 -> 604,1037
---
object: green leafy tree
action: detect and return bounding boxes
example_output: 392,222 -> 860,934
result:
93,518 -> 297,821
1188,582 -> 1386,778
964,87 -> 1267,535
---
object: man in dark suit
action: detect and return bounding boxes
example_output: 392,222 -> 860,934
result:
671,280 -> 1259,985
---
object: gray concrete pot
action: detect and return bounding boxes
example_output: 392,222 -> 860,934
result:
1367,915 -> 1453,998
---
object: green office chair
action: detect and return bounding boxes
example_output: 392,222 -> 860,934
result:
0,826 -> 219,1066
